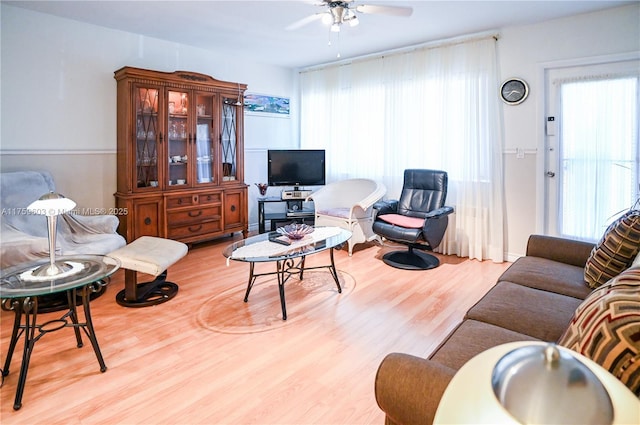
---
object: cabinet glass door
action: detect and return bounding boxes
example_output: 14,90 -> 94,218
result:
135,86 -> 160,189
195,92 -> 215,185
221,97 -> 240,182
167,90 -> 189,188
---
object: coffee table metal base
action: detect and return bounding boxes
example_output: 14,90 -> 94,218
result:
243,248 -> 342,320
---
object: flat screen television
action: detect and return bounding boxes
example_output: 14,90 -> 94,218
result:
267,149 -> 325,188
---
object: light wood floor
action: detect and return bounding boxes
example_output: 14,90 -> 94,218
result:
0,235 -> 510,424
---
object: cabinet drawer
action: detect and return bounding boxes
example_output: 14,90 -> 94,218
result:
167,220 -> 223,239
198,192 -> 222,205
166,194 -> 196,209
167,206 -> 221,225
166,192 -> 222,209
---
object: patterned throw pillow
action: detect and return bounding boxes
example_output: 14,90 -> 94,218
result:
558,267 -> 640,396
584,209 -> 640,289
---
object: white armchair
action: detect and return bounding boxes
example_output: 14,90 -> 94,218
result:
307,179 -> 386,256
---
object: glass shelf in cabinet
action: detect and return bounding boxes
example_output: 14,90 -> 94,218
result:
137,158 -> 157,166
169,155 -> 188,165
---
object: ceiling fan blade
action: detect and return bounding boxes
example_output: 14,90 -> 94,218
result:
286,13 -> 326,31
355,4 -> 413,17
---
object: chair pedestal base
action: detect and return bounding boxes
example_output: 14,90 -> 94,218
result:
382,248 -> 439,270
115,270 -> 178,308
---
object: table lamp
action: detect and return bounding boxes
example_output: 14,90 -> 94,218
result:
433,342 -> 639,425
26,191 -> 76,277
492,343 -> 613,424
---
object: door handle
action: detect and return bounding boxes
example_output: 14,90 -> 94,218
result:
546,171 -> 556,177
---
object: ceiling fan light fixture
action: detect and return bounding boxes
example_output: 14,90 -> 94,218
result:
344,9 -> 359,26
286,1 -> 412,33
321,12 -> 333,25
331,5 -> 346,24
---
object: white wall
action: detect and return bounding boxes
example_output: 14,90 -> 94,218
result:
498,4 -> 639,259
2,3 -> 639,255
0,4 -> 297,229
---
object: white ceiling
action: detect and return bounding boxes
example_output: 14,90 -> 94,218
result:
4,0 -> 634,68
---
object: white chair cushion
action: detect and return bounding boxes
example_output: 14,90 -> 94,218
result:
317,208 -> 351,219
108,236 -> 188,276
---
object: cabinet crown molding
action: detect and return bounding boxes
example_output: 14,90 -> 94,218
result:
114,66 -> 247,92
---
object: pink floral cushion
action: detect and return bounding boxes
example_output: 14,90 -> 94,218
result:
378,214 -> 424,229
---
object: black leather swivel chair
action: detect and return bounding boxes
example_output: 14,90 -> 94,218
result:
372,169 -> 454,270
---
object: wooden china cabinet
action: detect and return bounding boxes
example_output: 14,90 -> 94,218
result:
114,66 -> 248,244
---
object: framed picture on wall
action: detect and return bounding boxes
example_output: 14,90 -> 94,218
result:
244,93 -> 290,117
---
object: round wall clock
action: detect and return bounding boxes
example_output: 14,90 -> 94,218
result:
500,78 -> 529,105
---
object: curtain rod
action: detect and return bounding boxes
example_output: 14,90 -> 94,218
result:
299,30 -> 500,73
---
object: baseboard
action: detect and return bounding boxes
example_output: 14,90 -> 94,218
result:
505,251 -> 524,262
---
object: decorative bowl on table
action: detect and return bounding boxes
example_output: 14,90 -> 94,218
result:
276,223 -> 314,240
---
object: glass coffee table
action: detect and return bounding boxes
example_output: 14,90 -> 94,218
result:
223,226 -> 351,320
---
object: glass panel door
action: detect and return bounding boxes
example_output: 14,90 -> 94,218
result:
545,60 -> 639,241
221,97 -> 239,182
135,86 -> 160,189
167,90 -> 189,188
195,92 -> 215,185
558,77 -> 638,240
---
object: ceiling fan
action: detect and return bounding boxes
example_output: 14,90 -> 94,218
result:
287,1 -> 413,32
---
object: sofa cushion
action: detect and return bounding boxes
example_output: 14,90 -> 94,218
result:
466,282 -> 584,341
498,256 -> 592,299
558,267 -> 640,396
1,171 -> 54,239
0,223 -> 50,267
584,209 -> 640,289
428,320 -> 539,370
525,234 -> 595,268
375,353 -> 455,425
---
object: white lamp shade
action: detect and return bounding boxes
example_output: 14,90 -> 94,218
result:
434,342 -> 640,425
27,192 -> 76,216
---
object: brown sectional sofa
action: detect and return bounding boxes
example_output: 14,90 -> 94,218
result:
374,234 -> 596,425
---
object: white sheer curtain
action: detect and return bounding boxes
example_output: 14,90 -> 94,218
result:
300,36 -> 504,262
559,77 -> 638,240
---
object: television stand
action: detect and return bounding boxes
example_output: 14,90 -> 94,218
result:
257,197 -> 315,233
286,209 -> 314,218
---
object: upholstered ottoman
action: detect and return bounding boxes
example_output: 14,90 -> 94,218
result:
108,236 -> 188,307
